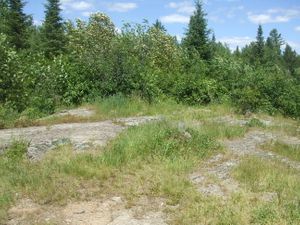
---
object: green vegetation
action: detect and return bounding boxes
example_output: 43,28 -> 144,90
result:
0,103 -> 248,223
262,141 -> 300,162
0,1 -> 300,223
0,0 -> 299,126
42,0 -> 65,58
0,96 -> 298,224
232,157 -> 300,224
183,0 -> 212,60
174,156 -> 299,224
246,118 -> 266,128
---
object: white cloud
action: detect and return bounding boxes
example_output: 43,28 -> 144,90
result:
61,0 -> 72,3
160,14 -> 190,24
106,2 -> 137,12
82,11 -> 93,17
162,1 -> 193,24
116,27 -> 122,34
176,34 -> 183,42
61,0 -> 93,11
248,8 -> 300,24
33,20 -> 42,26
286,41 -> 300,53
219,36 -> 255,51
295,26 -> 300,32
71,1 -> 92,10
209,5 -> 244,24
168,1 -> 195,14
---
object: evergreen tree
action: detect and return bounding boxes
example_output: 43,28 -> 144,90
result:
0,0 -> 9,35
254,24 -> 265,63
210,33 -> 217,55
7,0 -> 31,50
28,25 -> 44,53
265,29 -> 284,64
283,44 -> 297,77
266,29 -> 284,55
211,33 -> 216,43
153,19 -> 166,32
183,0 -> 211,60
234,46 -> 241,58
43,0 -> 65,57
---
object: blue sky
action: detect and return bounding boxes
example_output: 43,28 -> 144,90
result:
25,0 -> 300,53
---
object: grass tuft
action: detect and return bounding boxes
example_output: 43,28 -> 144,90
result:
262,141 -> 300,162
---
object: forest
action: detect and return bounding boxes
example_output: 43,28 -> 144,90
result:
1,0 -> 300,127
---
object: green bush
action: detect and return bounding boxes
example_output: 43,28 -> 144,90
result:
174,73 -> 223,105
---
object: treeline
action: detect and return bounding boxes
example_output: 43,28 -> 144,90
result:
0,0 -> 300,121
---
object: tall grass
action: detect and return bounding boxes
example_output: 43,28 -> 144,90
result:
232,156 -> 300,224
262,141 -> 300,162
101,121 -> 220,167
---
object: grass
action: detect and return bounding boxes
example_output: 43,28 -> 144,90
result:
267,115 -> 300,137
0,95 -> 189,128
172,156 -> 299,224
262,141 -> 300,162
0,94 -> 241,129
245,118 -> 266,128
0,107 -> 248,224
231,156 -> 300,224
4,96 -> 297,224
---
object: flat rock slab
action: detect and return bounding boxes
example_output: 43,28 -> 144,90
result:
0,116 -> 158,160
7,197 -> 167,225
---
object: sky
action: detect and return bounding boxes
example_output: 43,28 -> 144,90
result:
24,0 -> 300,53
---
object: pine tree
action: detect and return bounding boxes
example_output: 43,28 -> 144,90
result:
183,0 -> 211,60
7,0 -> 31,50
43,0 -> 65,57
254,24 -> 265,63
283,44 -> 297,77
153,19 -> 166,32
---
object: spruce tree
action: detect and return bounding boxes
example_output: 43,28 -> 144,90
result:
283,44 -> 297,77
7,0 -> 31,50
265,29 -> 284,64
183,0 -> 211,60
211,33 -> 216,43
266,29 -> 284,55
153,19 -> 166,32
0,0 -> 9,35
43,0 -> 65,57
254,24 -> 265,63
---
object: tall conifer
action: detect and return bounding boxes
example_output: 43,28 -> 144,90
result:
254,24 -> 265,63
0,0 -> 9,35
7,0 -> 30,50
283,44 -> 297,77
43,0 -> 65,57
183,0 -> 211,60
